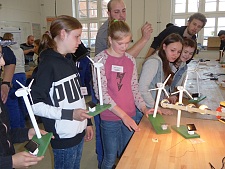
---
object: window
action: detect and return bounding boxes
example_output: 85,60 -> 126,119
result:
73,0 -> 110,48
172,0 -> 225,46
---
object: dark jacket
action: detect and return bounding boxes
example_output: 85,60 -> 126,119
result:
31,49 -> 92,149
151,26 -> 197,50
0,99 -> 29,169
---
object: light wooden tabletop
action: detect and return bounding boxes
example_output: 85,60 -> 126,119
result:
116,116 -> 225,169
117,60 -> 225,169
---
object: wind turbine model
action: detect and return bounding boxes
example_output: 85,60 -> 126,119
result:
87,56 -> 111,116
188,62 -> 201,96
188,61 -> 206,103
149,74 -> 171,118
88,56 -> 104,105
15,79 -> 41,138
171,75 -> 193,127
15,80 -> 53,156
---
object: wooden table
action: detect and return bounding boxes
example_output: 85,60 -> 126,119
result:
116,116 -> 225,169
117,60 -> 225,169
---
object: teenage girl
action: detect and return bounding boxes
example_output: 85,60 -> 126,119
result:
170,38 -> 197,93
31,15 -> 93,169
93,20 -> 154,169
139,33 -> 184,115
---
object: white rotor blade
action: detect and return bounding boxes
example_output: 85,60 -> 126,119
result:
98,57 -> 103,63
184,89 -> 193,99
148,88 -> 159,91
28,79 -> 34,89
163,74 -> 171,86
163,89 -> 169,98
196,71 -> 201,79
171,91 -> 180,95
87,56 -> 95,64
16,80 -> 26,90
183,75 -> 188,88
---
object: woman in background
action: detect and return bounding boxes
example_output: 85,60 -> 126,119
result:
217,30 -> 225,61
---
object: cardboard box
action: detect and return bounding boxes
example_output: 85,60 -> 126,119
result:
207,37 -> 220,50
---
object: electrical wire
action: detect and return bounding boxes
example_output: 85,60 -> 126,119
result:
166,138 -> 196,158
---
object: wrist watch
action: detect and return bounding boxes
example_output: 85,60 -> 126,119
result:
1,81 -> 11,88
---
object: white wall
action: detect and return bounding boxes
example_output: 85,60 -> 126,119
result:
124,0 -> 172,73
40,0 -> 73,32
0,0 -> 42,42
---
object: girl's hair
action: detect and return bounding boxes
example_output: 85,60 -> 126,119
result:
158,33 -> 184,85
42,15 -> 82,51
173,38 -> 197,64
218,30 -> 225,36
183,38 -> 197,57
34,39 -> 40,47
39,33 -> 54,54
183,38 -> 197,50
108,20 -> 131,41
3,33 -> 13,40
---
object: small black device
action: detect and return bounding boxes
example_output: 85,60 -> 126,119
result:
24,140 -> 39,154
219,118 -> 225,124
192,93 -> 199,98
187,124 -> 197,131
87,101 -> 96,108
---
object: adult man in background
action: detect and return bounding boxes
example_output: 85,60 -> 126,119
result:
94,0 -> 153,168
145,12 -> 207,62
218,30 -> 225,50
217,30 -> 225,61
20,35 -> 34,65
95,0 -> 153,57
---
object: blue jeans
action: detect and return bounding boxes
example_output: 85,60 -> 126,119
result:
95,108 -> 142,168
91,87 -> 103,168
100,118 -> 135,169
135,108 -> 143,124
6,73 -> 27,128
53,139 -> 84,169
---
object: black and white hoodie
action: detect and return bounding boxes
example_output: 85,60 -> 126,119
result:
31,48 -> 89,149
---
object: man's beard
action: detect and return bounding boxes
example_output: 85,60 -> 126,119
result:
187,29 -> 195,36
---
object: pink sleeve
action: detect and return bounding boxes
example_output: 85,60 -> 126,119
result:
128,54 -> 145,111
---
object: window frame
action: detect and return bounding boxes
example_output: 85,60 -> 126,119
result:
73,0 -> 109,49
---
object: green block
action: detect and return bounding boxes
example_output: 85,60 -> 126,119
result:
171,125 -> 200,139
31,133 -> 53,157
88,104 -> 111,116
189,95 -> 206,103
148,114 -> 171,134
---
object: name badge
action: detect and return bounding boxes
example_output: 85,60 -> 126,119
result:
80,87 -> 88,96
111,65 -> 123,73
